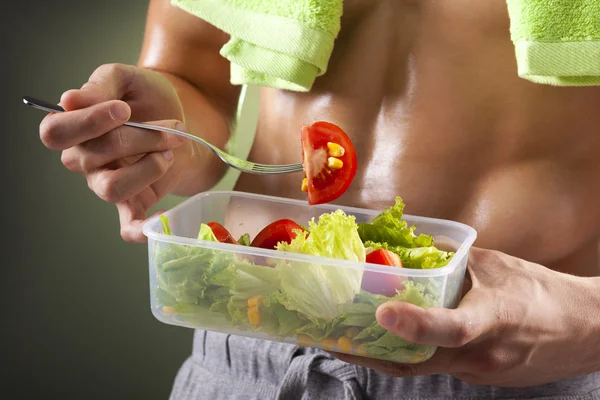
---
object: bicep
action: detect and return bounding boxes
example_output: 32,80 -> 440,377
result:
138,0 -> 240,118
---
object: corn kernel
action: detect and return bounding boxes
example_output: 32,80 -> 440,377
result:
301,178 -> 308,192
327,157 -> 343,170
345,327 -> 360,338
321,338 -> 338,351
337,337 -> 353,353
327,142 -> 345,157
297,335 -> 313,347
247,294 -> 265,308
355,345 -> 369,357
247,306 -> 261,326
410,354 -> 424,363
162,306 -> 176,314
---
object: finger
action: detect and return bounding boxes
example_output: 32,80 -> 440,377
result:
61,120 -> 186,173
116,151 -> 183,242
117,202 -> 164,243
88,150 -> 174,203
376,290 -> 493,348
117,166 -> 181,243
330,346 -> 460,377
60,63 -> 136,110
40,100 -> 131,150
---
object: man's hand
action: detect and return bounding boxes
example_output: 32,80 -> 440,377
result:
39,64 -> 194,243
332,247 -> 600,387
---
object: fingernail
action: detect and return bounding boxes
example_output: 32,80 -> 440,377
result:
162,150 -> 174,161
377,307 -> 398,328
109,103 -> 130,122
175,122 -> 186,132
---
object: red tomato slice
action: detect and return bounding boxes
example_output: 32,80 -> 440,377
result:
366,248 -> 402,266
207,222 -> 238,244
362,249 -> 407,297
301,121 -> 357,205
250,219 -> 304,250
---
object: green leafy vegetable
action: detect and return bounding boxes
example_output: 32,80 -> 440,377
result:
197,223 -> 219,241
275,210 -> 366,321
277,209 -> 366,262
237,234 -> 251,246
358,197 -> 433,248
365,241 -> 453,270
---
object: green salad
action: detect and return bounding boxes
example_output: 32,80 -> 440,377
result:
151,197 -> 454,363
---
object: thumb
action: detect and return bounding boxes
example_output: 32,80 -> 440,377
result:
376,290 -> 493,348
60,63 -> 136,110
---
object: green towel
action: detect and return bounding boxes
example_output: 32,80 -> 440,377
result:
506,0 -> 600,86
171,0 -> 343,92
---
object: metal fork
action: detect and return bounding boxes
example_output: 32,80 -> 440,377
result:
23,96 -> 303,175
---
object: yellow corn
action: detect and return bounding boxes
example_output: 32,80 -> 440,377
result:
297,335 -> 313,347
321,338 -> 338,351
355,345 -> 369,357
410,354 -> 424,363
327,157 -> 343,170
301,178 -> 308,192
337,337 -> 353,353
327,142 -> 345,157
162,306 -> 176,314
345,327 -> 360,338
266,258 -> 278,267
247,295 -> 265,308
247,306 -> 261,326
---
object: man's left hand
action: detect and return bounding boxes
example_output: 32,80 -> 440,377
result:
331,247 -> 600,387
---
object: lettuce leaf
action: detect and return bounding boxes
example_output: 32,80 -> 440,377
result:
197,223 -> 219,241
275,210 -> 366,321
277,209 -> 366,262
365,241 -> 453,270
358,197 -> 433,248
237,234 -> 251,246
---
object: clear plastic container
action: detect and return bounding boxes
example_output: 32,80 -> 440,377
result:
143,191 -> 477,364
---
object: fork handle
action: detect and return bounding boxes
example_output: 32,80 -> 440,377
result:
23,96 -> 174,136
23,96 -> 65,113
23,95 -> 212,146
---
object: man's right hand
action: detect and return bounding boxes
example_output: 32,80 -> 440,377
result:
39,63 -> 195,243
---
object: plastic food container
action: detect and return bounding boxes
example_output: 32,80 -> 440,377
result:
143,191 -> 477,364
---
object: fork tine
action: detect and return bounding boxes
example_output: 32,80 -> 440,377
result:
252,164 -> 303,171
252,165 -> 303,173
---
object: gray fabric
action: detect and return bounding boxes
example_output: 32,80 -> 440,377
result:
169,331 -> 600,400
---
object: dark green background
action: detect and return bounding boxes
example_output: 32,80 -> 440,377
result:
2,1 -> 199,398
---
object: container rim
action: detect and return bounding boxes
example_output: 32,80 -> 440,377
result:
142,190 -> 478,277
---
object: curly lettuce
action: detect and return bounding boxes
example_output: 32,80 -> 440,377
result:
358,197 -> 433,248
275,210 -> 366,321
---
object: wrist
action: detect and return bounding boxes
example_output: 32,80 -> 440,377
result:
171,139 -> 227,196
569,275 -> 600,373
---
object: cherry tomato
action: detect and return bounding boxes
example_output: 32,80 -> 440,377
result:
361,249 -> 407,297
301,121 -> 357,205
250,219 -> 304,249
207,222 -> 238,244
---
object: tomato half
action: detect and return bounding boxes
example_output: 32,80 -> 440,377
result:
361,249 -> 407,297
250,219 -> 304,249
301,121 -> 357,205
207,222 -> 238,244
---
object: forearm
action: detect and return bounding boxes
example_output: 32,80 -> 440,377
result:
136,0 -> 241,196
157,70 -> 235,195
